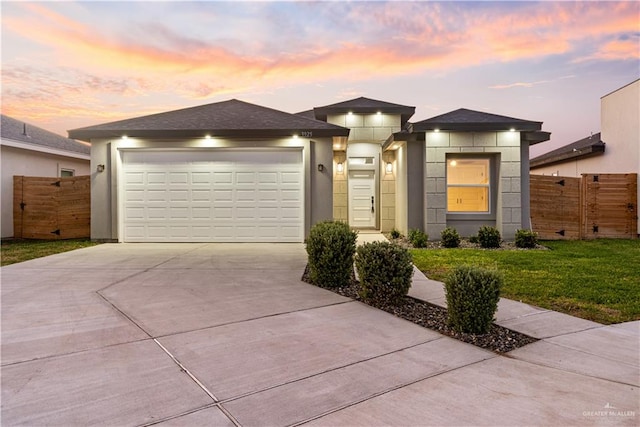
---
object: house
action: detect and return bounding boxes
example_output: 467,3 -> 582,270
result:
1,115 -> 91,239
69,98 -> 549,243
530,79 -> 639,234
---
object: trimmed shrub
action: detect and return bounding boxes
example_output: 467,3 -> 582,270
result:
306,220 -> 357,288
440,227 -> 461,248
477,226 -> 501,248
515,229 -> 538,249
468,234 -> 479,244
445,265 -> 502,334
356,241 -> 413,305
390,228 -> 402,239
408,229 -> 428,248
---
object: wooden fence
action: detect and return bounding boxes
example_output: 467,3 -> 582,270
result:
13,176 -> 91,240
530,173 -> 638,240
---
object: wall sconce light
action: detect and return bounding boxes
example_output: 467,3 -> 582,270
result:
336,162 -> 344,173
318,163 -> 325,172
97,164 -> 105,173
385,162 -> 393,174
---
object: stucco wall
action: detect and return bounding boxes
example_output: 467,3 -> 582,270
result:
332,151 -> 348,221
380,151 -> 396,232
424,131 -> 522,239
1,145 -> 90,238
89,136 -> 331,242
395,143 -> 408,235
328,113 -> 401,142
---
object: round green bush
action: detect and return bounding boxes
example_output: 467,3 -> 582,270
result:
355,241 -> 413,305
408,229 -> 428,248
306,220 -> 357,288
390,228 -> 402,239
477,226 -> 501,248
515,229 -> 538,248
444,265 -> 502,334
440,227 -> 461,248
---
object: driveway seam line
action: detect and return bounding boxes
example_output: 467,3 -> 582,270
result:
96,243 -> 210,293
139,403 -> 219,427
219,336 -> 456,404
153,338 -> 220,403
541,339 -> 639,368
505,352 -> 639,388
153,300 -> 355,339
96,291 -> 154,337
287,356 -> 498,427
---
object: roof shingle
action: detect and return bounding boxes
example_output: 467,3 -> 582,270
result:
412,108 -> 542,132
68,99 -> 349,140
1,114 -> 90,155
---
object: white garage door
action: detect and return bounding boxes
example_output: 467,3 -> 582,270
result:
122,150 -> 304,242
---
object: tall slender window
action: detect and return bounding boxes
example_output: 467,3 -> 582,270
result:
447,158 -> 490,213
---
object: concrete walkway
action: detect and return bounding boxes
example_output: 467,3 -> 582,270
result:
1,242 -> 638,426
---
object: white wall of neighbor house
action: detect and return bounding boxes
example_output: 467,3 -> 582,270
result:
424,130 -> 522,239
89,136 -> 331,242
0,144 -> 90,238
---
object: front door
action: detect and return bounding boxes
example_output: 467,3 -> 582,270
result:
348,170 -> 376,228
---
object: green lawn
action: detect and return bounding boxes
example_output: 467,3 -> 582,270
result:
1,239 -> 100,267
411,240 -> 640,325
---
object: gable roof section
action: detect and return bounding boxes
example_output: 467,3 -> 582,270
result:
530,133 -> 605,169
312,97 -> 415,125
68,99 -> 349,140
1,114 -> 90,157
412,108 -> 543,132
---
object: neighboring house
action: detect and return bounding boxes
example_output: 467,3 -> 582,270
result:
1,115 -> 91,238
530,79 -> 639,234
69,98 -> 549,243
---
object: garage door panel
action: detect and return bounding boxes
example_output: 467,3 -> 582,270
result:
122,150 -> 304,242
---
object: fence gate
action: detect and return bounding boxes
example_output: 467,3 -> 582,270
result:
530,175 -> 581,239
582,174 -> 637,239
13,176 -> 91,239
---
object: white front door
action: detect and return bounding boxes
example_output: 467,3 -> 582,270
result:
348,170 -> 376,228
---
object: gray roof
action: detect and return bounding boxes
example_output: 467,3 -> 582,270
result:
68,99 -> 350,140
412,108 -> 542,132
312,97 -> 415,125
530,133 -> 605,168
1,114 -> 90,155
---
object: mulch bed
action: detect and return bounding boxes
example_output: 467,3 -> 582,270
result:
302,265 -> 538,354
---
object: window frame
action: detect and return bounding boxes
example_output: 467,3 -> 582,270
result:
445,154 -> 497,221
60,168 -> 75,177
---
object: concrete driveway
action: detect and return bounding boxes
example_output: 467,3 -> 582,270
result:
1,243 -> 638,426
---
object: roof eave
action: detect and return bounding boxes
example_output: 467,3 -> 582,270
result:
530,143 -> 605,169
412,122 -> 542,132
68,128 -> 350,140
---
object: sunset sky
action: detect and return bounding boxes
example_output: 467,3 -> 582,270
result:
2,1 -> 638,156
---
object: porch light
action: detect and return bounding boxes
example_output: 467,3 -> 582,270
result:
348,111 -> 353,116
318,163 -> 325,172
450,160 -> 457,167
122,135 -> 128,140
97,164 -> 105,173
336,162 -> 344,173
376,111 -> 381,115
205,134 -> 212,139
434,129 -> 440,133
293,134 -> 299,139
385,162 -> 393,174
509,128 -> 516,132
